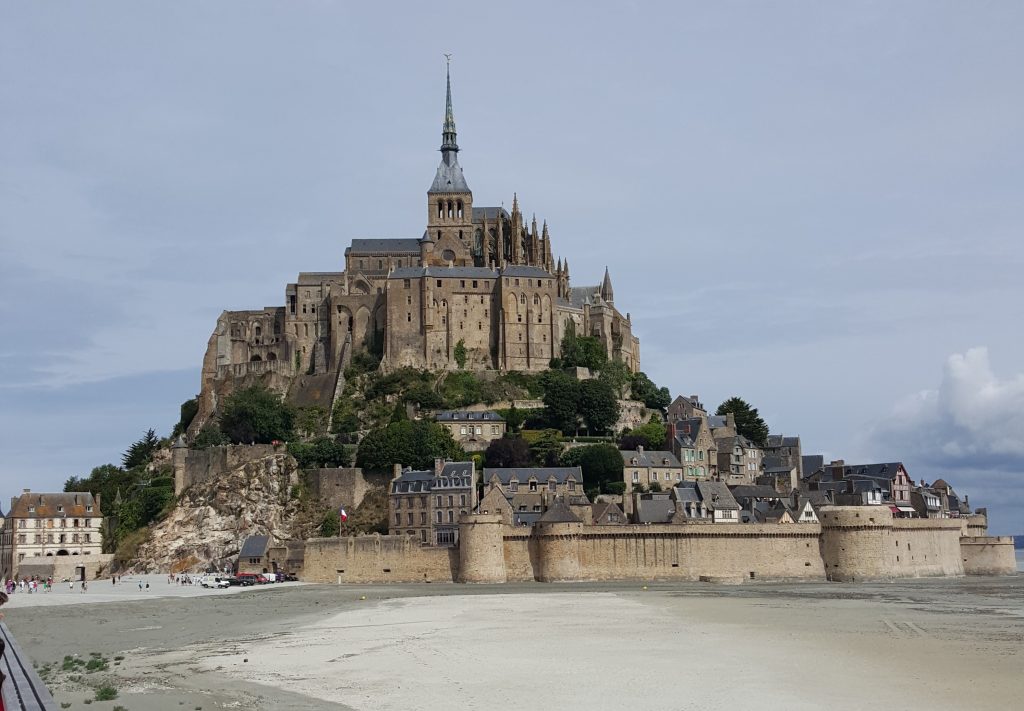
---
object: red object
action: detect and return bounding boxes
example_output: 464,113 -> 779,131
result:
339,507 -> 348,522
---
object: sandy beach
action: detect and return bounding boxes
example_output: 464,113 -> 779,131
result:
4,575 -> 1023,710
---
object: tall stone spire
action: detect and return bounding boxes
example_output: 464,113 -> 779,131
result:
441,57 -> 458,154
542,221 -> 553,271
429,57 -> 470,194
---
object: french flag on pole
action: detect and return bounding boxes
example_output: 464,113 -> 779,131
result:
339,506 -> 348,522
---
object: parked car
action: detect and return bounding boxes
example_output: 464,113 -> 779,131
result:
235,573 -> 260,586
282,572 -> 298,582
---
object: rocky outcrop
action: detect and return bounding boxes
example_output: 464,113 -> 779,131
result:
130,451 -> 303,573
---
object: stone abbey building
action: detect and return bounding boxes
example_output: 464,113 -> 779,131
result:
192,66 -> 639,431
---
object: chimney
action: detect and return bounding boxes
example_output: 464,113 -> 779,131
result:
666,421 -> 676,444
95,492 -> 101,513
829,460 -> 845,480
636,445 -> 644,455
392,463 -> 403,479
726,412 -> 736,429
434,458 -> 444,476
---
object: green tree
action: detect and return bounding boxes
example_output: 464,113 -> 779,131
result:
219,385 -> 295,444
288,436 -> 350,469
574,336 -> 608,370
454,339 -> 467,369
193,423 -> 228,449
504,403 -> 525,433
623,419 -> 667,449
541,370 -> 580,433
560,321 -> 579,365
528,429 -> 564,466
578,379 -> 619,434
484,436 -> 531,468
320,510 -> 341,537
716,396 -> 770,446
330,397 -> 360,434
631,372 -> 671,411
355,420 -> 465,472
561,443 -> 623,492
171,398 -> 199,438
296,406 -> 329,438
122,429 -> 159,469
597,360 -> 632,399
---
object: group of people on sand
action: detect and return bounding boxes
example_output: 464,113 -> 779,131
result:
4,576 -> 55,594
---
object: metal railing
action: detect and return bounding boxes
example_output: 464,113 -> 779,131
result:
0,622 -> 59,710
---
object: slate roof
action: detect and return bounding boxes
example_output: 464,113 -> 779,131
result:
830,462 -> 905,482
801,455 -> 825,479
348,238 -> 422,255
635,494 -> 676,524
501,266 -> 552,278
672,485 -> 702,505
472,206 -> 510,221
695,481 -> 740,511
620,449 -> 682,468
388,266 -> 499,279
707,415 -> 729,429
484,467 -> 582,485
568,285 -> 600,308
729,485 -> 783,501
673,417 -> 706,448
537,499 -> 581,524
7,492 -> 102,519
429,156 -> 470,193
436,410 -> 504,422
239,535 -> 270,559
765,435 -> 801,448
591,501 -> 625,524
391,462 -> 475,493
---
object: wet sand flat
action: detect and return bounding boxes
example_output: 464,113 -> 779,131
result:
5,575 -> 1023,710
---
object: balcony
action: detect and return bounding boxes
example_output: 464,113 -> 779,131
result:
1,621 -> 60,709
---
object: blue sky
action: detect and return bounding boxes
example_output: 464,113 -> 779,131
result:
1,2 -> 1022,534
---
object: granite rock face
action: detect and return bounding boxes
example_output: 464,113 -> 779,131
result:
130,452 -> 302,573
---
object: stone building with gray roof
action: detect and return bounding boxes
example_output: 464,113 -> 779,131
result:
434,410 -> 506,451
388,459 -> 478,546
187,65 -> 639,439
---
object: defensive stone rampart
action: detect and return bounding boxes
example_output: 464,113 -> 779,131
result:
302,535 -> 457,584
305,467 -> 382,512
15,553 -> 114,581
299,508 -> 1014,585
819,506 -> 964,581
960,536 -> 1017,575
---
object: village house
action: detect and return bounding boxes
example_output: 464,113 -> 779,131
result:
762,434 -> 804,479
0,490 -> 105,580
388,459 -> 478,545
482,466 -> 585,526
435,410 -> 505,451
714,434 -> 763,485
666,418 -> 716,479
620,446 -> 684,515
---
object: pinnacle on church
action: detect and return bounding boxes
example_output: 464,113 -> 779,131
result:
601,266 -> 614,304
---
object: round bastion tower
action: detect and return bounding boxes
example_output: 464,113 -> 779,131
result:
533,500 -> 583,583
458,512 -> 507,583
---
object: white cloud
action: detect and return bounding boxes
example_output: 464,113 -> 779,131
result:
878,347 -> 1024,468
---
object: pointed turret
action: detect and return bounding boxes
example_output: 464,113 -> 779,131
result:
530,214 -> 540,265
600,267 -> 614,304
542,221 -> 553,271
495,211 -> 506,267
511,194 -> 522,264
480,212 -> 490,266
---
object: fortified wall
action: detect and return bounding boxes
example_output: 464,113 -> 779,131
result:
300,506 -> 1016,584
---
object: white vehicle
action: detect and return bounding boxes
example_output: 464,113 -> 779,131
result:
200,575 -> 230,589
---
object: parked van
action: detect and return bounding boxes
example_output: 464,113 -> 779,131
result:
200,575 -> 230,589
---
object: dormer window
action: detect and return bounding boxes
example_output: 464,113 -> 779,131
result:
509,479 -> 518,492
86,505 -> 93,512
529,480 -> 538,492
57,505 -> 64,513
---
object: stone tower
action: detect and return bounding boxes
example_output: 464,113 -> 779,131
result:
457,512 -> 507,583
424,61 -> 474,267
533,500 -> 583,582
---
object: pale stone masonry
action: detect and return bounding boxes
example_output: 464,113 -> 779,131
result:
388,460 -> 478,546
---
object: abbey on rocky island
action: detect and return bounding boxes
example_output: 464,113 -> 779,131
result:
191,66 -> 638,431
